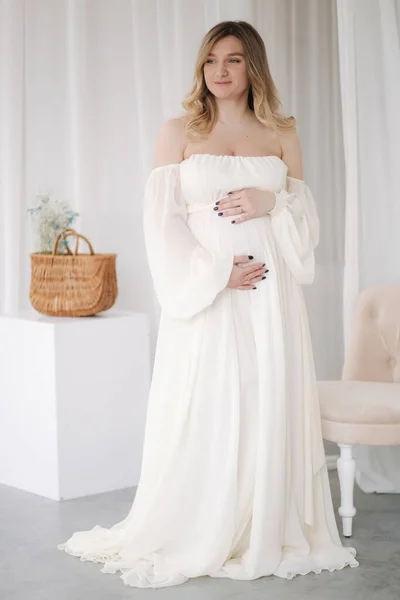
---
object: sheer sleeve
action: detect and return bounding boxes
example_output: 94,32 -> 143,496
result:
268,176 -> 320,285
142,163 -> 234,320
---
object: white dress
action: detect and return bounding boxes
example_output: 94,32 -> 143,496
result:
57,153 -> 359,588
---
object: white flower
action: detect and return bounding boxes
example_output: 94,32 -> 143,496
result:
27,190 -> 79,253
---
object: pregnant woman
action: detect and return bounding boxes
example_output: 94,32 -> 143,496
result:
58,20 -> 359,588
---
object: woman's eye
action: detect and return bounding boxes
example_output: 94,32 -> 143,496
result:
205,59 -> 240,64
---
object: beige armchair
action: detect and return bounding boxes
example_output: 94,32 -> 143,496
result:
318,284 -> 400,537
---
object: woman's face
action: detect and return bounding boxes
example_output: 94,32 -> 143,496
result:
203,35 -> 249,99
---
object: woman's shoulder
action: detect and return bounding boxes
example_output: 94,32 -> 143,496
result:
160,115 -> 187,137
152,116 -> 187,169
277,117 -> 303,180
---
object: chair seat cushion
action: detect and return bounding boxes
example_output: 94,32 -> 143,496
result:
318,380 -> 400,445
318,380 -> 400,423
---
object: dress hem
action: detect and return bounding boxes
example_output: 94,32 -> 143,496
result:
57,541 -> 359,588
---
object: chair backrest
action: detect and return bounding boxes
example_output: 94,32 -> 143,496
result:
342,284 -> 400,383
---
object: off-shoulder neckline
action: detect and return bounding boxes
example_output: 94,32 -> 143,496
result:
183,153 -> 285,164
151,153 -> 285,171
149,153 -> 303,182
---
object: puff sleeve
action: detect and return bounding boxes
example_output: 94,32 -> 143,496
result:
142,164 -> 234,320
268,176 -> 320,285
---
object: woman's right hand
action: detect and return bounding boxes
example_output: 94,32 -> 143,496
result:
227,255 -> 269,290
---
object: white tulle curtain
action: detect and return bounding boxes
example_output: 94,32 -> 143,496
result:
337,0 -> 400,491
0,0 -> 345,379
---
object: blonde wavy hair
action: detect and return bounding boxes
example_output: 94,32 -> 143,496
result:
182,20 -> 296,140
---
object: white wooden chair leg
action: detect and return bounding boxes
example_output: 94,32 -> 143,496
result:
336,444 -> 357,537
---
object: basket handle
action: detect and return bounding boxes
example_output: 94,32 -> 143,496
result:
55,228 -> 75,255
53,228 -> 95,256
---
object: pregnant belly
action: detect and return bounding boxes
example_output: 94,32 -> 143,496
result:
187,205 -> 277,265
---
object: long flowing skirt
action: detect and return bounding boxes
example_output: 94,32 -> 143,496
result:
58,209 -> 358,588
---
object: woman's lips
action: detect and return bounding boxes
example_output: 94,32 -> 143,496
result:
215,81 -> 231,85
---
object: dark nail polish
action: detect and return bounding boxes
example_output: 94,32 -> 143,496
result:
231,220 -> 235,224
248,255 -> 254,259
262,263 -> 266,267
215,201 -> 220,205
262,276 -> 266,280
213,207 -> 218,211
265,269 -> 269,273
218,212 -> 223,216
252,287 -> 257,290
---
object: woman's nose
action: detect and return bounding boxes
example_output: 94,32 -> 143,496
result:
216,64 -> 229,77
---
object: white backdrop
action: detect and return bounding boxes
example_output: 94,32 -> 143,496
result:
0,0 -> 345,380
337,0 -> 400,492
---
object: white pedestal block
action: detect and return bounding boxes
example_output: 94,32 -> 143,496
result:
0,309 -> 151,501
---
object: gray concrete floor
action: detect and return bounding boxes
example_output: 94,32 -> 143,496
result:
1,471 -> 399,600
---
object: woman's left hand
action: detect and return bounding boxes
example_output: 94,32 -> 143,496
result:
214,187 -> 277,224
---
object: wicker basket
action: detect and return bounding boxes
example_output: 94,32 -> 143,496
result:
30,228 -> 118,317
